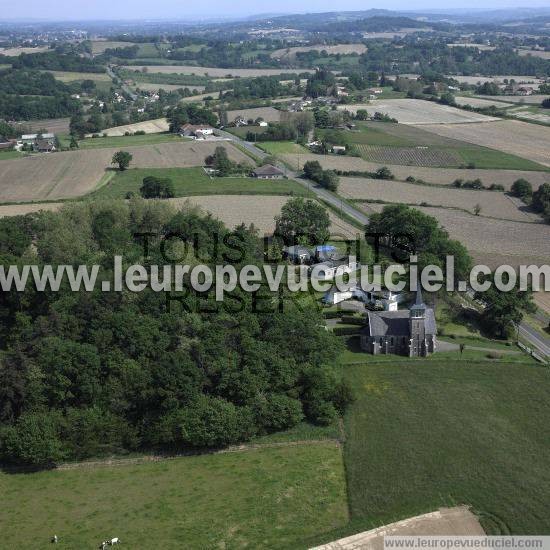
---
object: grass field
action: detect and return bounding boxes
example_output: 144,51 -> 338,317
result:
339,360 -> 550,537
1,443 -> 348,549
0,150 -> 24,161
94,167 -> 310,199
78,133 -> 180,149
257,141 -> 309,154
46,70 -> 112,83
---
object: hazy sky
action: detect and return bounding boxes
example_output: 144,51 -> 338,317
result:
1,0 -> 549,21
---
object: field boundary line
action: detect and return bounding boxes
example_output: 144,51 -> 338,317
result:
1,439 -> 341,473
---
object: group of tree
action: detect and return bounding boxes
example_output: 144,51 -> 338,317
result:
167,104 -> 218,132
11,50 -> 105,73
302,160 -> 340,192
0,200 -> 352,467
112,151 -> 133,171
305,69 -> 337,98
140,176 -> 175,199
205,146 -> 251,176
532,183 -> 550,222
274,197 -> 331,246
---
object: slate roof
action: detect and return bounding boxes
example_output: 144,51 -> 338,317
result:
253,164 -> 284,177
364,308 -> 436,337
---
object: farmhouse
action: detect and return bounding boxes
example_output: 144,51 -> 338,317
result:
359,287 -> 437,356
309,256 -> 359,281
179,124 -> 215,139
332,145 -> 346,154
283,245 -> 312,264
252,164 -> 285,179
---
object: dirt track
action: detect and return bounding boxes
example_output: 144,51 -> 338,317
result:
312,507 -> 485,550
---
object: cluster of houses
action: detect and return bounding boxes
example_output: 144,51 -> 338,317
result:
16,133 -> 57,153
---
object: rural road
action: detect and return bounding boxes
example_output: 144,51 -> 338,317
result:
518,323 -> 550,358
217,130 -> 370,226
108,65 -> 138,101
219,131 -> 550,360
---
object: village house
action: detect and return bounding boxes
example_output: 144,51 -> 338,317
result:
252,164 -> 285,179
359,287 -> 437,356
331,145 -> 346,154
19,133 -> 56,152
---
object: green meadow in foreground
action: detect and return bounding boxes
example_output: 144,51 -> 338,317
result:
0,443 -> 348,549
340,360 -> 550,538
93,167 -> 311,199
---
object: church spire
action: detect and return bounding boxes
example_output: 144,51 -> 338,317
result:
415,283 -> 425,308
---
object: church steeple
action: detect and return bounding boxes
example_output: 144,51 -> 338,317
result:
410,282 -> 426,318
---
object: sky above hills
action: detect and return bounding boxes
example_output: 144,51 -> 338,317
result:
1,0 -> 549,21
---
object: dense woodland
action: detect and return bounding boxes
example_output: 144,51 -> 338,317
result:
0,201 -> 351,467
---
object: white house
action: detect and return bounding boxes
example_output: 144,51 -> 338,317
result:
323,283 -> 407,311
180,124 -> 215,139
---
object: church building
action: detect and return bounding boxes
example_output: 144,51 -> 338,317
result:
359,287 -> 436,357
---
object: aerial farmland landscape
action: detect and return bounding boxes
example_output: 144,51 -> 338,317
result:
0,2 -> 549,549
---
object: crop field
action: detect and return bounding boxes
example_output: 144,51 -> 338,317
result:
447,43 -> 496,51
90,118 -> 170,137
1,443 -> 348,549
181,93 -> 217,103
477,94 -> 549,105
123,65 -> 312,77
354,144 -> 462,167
168,195 -> 358,237
271,43 -> 367,59
78,133 -> 181,149
46,70 -> 112,83
0,202 -> 63,218
281,153 -> 550,189
447,75 -> 544,87
19,117 -> 71,134
0,46 -> 49,56
0,142 -> 251,202
135,82 -> 206,93
340,99 -> 498,124
454,96 -> 515,109
341,177 -> 535,222
419,120 -> 550,168
94,167 -> 309,200
226,106 -> 282,123
342,361 -> 550,536
90,40 -> 137,54
517,49 -> 550,59
365,203 -> 550,268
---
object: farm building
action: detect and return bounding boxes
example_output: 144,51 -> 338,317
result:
309,256 -> 359,281
359,287 -> 437,357
253,164 -> 285,179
